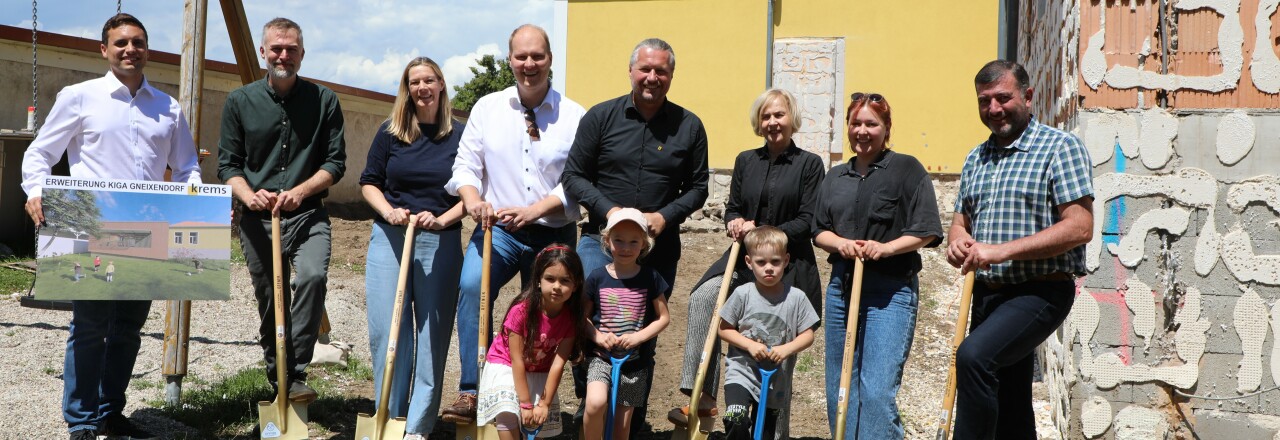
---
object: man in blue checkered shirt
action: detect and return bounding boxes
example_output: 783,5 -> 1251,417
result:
945,60 -> 1094,440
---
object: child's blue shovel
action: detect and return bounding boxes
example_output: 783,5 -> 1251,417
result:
754,347 -> 778,440
519,424 -> 541,440
604,350 -> 633,440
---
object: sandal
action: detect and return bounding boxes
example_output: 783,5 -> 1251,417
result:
667,405 -> 719,427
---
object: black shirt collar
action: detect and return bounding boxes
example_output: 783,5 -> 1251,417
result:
842,149 -> 894,175
753,141 -> 801,163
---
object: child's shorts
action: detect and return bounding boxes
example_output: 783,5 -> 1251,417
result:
586,356 -> 649,407
477,363 -> 562,437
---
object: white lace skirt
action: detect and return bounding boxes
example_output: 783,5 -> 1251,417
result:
477,363 -> 563,437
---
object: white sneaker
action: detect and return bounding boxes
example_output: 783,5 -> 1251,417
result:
403,434 -> 426,440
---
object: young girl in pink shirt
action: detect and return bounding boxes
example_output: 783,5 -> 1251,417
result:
477,244 -> 590,438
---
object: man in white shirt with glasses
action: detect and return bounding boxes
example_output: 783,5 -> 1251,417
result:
440,23 -> 586,423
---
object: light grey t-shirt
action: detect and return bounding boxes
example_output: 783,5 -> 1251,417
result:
720,283 -> 820,410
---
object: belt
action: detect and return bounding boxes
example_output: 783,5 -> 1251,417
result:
982,272 -> 1074,291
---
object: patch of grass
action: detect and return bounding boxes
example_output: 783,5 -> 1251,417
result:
42,365 -> 57,376
795,351 -> 818,374
230,241 -> 245,264
133,379 -> 162,390
0,257 -> 35,295
154,361 -> 374,438
35,253 -> 230,300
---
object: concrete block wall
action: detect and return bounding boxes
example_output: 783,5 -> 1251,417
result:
1021,1 -> 1280,438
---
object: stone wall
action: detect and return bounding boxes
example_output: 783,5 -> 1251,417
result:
1020,1 -> 1280,438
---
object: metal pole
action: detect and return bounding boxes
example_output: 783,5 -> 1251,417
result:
164,0 -> 208,406
765,0 -> 775,89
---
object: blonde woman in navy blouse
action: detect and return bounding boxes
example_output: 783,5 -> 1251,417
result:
359,57 -> 465,440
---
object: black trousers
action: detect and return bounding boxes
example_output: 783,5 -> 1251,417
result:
953,279 -> 1074,440
723,383 -> 779,440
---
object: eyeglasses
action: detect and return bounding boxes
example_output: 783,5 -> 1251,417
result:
850,92 -> 884,103
524,107 -> 540,141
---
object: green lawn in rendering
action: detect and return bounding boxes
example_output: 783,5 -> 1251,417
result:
35,253 -> 230,300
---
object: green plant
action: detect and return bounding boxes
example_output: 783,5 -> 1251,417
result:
0,257 -> 35,295
795,351 -> 818,374
154,363 -> 375,437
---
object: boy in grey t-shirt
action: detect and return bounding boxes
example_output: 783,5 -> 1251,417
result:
718,226 -> 820,440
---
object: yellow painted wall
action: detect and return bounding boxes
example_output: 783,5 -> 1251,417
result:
566,1 -> 997,172
171,227 -> 230,250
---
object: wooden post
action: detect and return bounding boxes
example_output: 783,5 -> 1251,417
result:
218,0 -> 261,85
163,0 -> 208,406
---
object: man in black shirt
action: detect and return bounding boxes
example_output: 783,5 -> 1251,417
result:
561,37 -> 709,433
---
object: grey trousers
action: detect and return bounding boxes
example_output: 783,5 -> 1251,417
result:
678,274 -> 734,397
239,206 -> 331,384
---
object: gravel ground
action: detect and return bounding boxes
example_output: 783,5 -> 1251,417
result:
1,223 -> 1060,439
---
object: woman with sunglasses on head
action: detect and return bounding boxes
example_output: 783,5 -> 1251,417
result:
359,57 -> 466,440
668,89 -> 825,439
814,92 -> 943,439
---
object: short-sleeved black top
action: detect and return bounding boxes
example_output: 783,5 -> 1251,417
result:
812,150 -> 944,277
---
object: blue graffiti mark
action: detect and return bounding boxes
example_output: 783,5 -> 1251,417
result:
1103,141 -> 1125,247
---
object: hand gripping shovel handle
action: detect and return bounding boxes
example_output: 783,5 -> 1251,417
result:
605,350 -> 633,440
687,241 -> 742,436
935,271 -> 976,440
833,258 -> 865,440
754,348 -> 778,440
372,216 -> 417,439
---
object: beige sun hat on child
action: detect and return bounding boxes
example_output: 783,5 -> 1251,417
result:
603,207 -> 655,251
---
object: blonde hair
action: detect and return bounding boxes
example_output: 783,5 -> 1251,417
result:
601,221 -> 654,259
749,89 -> 802,137
743,225 -> 788,256
385,57 -> 454,143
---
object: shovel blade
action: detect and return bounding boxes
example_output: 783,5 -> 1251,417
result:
354,413 -> 407,440
257,399 -> 309,439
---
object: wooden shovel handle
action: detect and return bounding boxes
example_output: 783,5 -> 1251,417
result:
374,216 -> 418,436
935,271 -> 977,440
833,258 -> 865,440
686,240 -> 741,437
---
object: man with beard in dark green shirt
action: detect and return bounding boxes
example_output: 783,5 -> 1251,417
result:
217,17 -> 345,403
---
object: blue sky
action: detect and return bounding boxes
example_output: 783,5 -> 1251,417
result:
95,191 -> 231,225
5,0 -> 553,94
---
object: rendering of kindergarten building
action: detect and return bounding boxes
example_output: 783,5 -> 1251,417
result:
89,221 -> 230,261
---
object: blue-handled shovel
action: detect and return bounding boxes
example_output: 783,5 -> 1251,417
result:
753,347 -> 778,440
604,350 -> 633,440
519,424 -> 542,440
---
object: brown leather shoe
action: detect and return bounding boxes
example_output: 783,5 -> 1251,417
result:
440,393 -> 477,423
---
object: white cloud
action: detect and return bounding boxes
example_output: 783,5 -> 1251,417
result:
97,192 -> 116,209
138,204 -> 165,221
309,48 -> 421,93
4,0 -> 553,95
442,44 -> 503,91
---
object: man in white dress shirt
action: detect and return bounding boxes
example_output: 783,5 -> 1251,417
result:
439,23 -> 587,422
22,13 -> 200,440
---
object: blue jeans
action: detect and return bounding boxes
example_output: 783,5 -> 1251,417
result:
455,224 -> 577,394
64,299 -> 151,433
365,223 -> 462,434
824,259 -> 918,440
